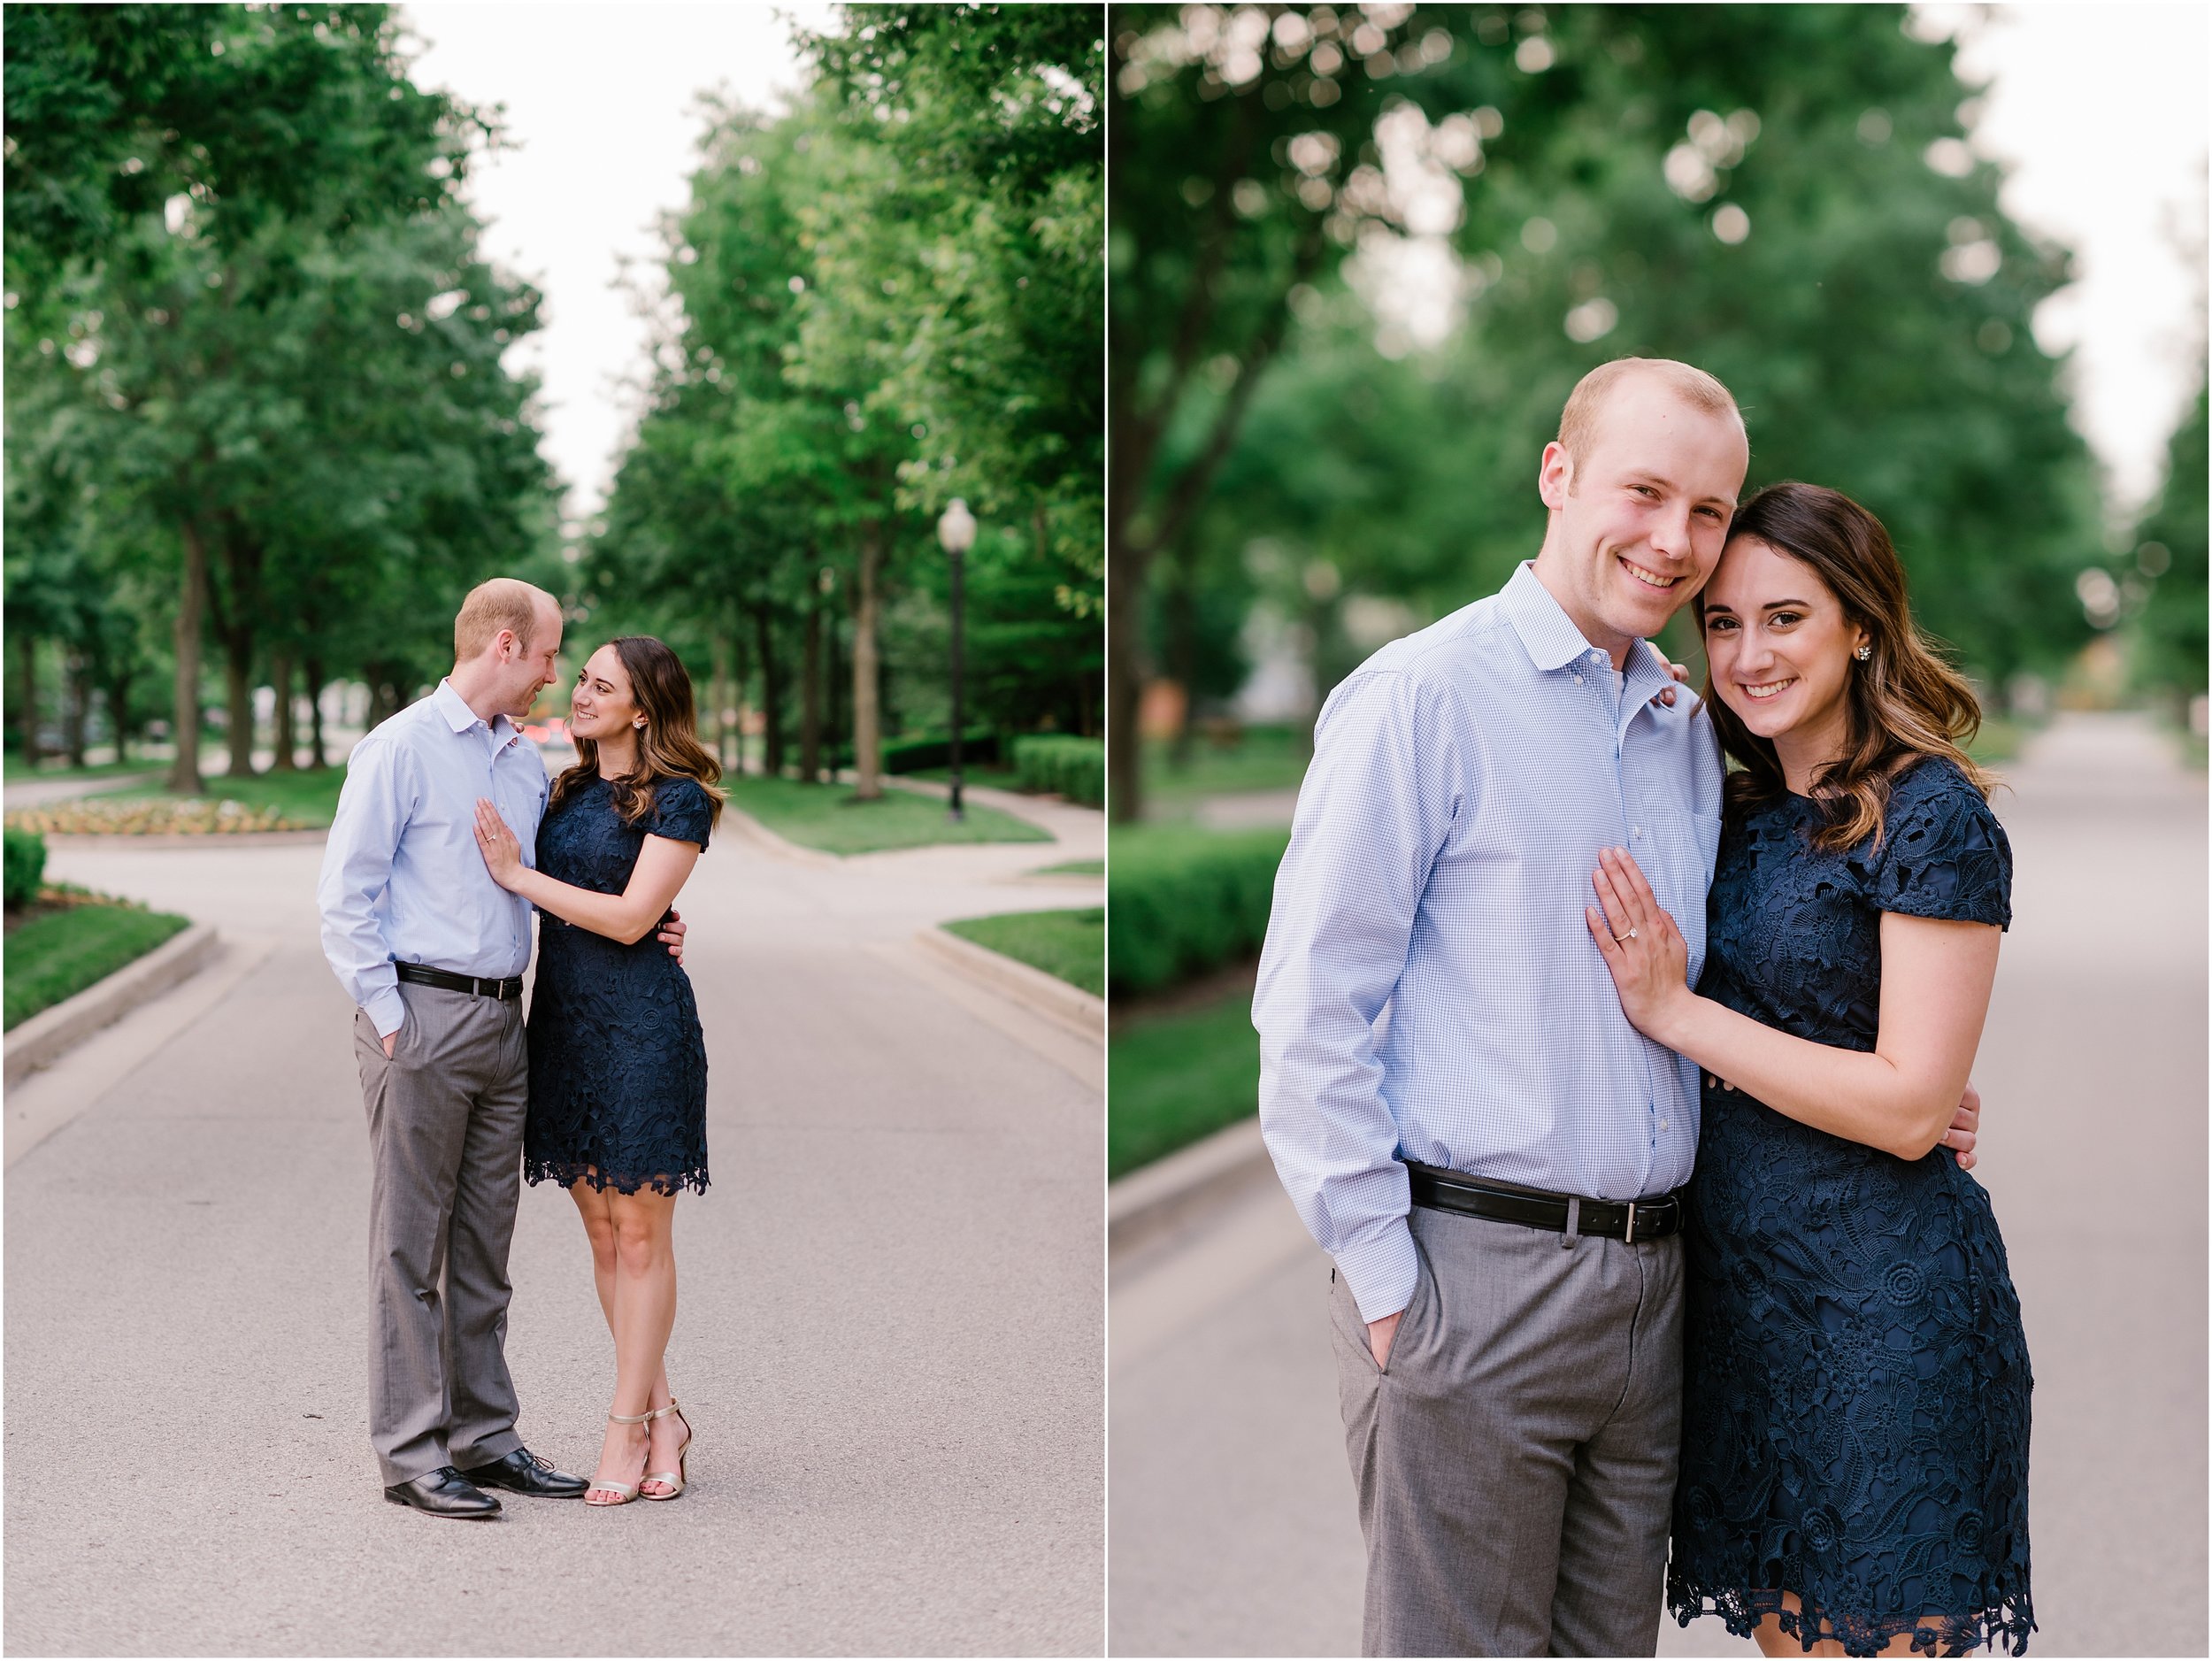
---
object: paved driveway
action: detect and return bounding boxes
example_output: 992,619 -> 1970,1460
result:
1108,712 -> 2207,1657
6,795 -> 1103,1656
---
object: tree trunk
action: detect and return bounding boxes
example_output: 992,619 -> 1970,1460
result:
305,657 -> 328,768
271,649 -> 297,771
62,651 -> 88,768
755,603 -> 785,780
15,633 -> 41,767
223,630 -> 256,781
822,581 -> 844,774
169,520 -> 207,794
709,634 -> 732,769
852,521 -> 884,800
1105,514 -> 1152,823
728,612 -> 749,776
107,663 -> 134,763
1164,547 -> 1199,772
800,577 -> 823,784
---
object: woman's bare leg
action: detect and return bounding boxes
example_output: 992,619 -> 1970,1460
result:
571,1178 -> 618,1335
591,1186 -> 678,1500
1751,1593 -> 1949,1657
577,1179 -> 680,1486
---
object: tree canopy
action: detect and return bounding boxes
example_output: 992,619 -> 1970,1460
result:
1109,3 -> 2109,819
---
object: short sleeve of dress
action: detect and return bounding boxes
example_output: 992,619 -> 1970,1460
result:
1863,759 -> 2010,930
646,778 -> 713,850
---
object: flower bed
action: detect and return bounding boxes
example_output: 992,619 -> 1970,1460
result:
4,796 -> 315,835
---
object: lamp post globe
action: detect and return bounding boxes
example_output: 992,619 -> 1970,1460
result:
938,500 -> 977,820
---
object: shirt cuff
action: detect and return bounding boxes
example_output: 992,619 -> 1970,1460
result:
363,986 -> 405,1040
1335,1218 -> 1421,1325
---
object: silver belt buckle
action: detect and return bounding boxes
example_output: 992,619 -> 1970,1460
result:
1624,1201 -> 1638,1244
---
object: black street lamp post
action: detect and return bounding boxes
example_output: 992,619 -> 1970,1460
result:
937,499 -> 977,820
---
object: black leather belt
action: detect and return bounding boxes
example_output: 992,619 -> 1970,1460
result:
395,961 -> 523,1001
1405,1160 -> 1684,1242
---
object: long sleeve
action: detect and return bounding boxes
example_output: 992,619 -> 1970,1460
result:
1253,669 -> 1472,1323
316,734 -> 416,1037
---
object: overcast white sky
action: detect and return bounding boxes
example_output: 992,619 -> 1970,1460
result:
399,4 -> 2207,526
1929,2 -> 2208,520
399,3 -> 835,526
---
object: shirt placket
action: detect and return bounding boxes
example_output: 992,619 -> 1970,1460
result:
1573,648 -> 1666,1194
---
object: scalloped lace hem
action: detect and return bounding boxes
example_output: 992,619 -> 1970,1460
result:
524,1158 -> 708,1197
1669,1581 -> 2035,1657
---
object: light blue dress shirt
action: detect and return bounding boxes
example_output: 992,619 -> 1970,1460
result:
317,680 -> 550,1039
1253,562 -> 1724,1322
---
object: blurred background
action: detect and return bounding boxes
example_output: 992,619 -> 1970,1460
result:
4,4 -> 1103,838
1106,0 -> 2205,1178
1105,5 -> 2207,1655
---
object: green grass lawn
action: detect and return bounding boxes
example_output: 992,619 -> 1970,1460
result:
941,906 -> 1103,998
1136,724 -> 1310,820
1964,718 -> 2031,767
1109,980 -> 1262,1178
87,765 -> 349,827
4,755 -> 158,783
1034,857 -> 1103,876
724,774 -> 1051,856
4,899 -> 191,1029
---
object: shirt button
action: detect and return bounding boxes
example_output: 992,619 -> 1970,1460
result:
1658,1119 -> 1670,1131
1573,672 -> 1584,683
1632,827 -> 1642,838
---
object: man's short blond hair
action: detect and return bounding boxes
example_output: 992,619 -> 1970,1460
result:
453,578 -> 553,662
1556,358 -> 1742,482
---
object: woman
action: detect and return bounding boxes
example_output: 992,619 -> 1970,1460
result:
472,634 -> 722,1507
1584,482 -> 2032,1657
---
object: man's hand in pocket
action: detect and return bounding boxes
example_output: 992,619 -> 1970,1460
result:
1367,1309 -> 1403,1369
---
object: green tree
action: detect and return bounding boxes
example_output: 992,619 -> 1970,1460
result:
6,5 -> 550,788
1110,3 -> 2098,818
2125,385 -> 2208,715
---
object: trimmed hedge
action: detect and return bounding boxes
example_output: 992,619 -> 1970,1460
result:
1108,825 -> 1291,996
4,827 -> 45,910
825,727 -> 998,775
1011,734 -> 1103,807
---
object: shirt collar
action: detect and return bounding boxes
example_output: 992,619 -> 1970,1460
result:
1500,560 -> 1678,689
432,678 -> 522,746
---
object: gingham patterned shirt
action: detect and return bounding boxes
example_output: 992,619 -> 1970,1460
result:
1253,562 -> 1724,1322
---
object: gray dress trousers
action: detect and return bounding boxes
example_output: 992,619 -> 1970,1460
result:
353,981 -> 529,1485
1330,1202 -> 1685,1657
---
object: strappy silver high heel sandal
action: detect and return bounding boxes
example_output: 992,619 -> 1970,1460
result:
640,1400 -> 694,1501
587,1409 -> 654,1506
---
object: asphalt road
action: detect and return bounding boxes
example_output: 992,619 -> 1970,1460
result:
5,789 -> 1104,1657
1108,711 -> 2208,1657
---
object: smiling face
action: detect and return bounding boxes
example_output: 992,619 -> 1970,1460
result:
565,643 -> 642,742
1700,534 -> 1870,782
1532,373 -> 1748,664
492,596 -> 564,719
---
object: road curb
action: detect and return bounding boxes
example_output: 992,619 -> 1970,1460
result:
914,925 -> 1103,1044
4,921 -> 221,1087
1108,1113 -> 1279,1262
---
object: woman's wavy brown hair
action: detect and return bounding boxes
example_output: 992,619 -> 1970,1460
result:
550,635 -> 726,831
1695,481 -> 1992,851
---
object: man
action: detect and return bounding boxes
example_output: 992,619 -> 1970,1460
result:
317,578 -> 687,1519
1253,359 -> 1978,1653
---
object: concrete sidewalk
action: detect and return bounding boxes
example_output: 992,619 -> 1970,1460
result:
1108,711 -> 2208,1657
6,806 -> 1103,1654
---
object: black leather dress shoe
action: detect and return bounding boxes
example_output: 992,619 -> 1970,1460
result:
456,1446 -> 590,1499
383,1466 -> 502,1519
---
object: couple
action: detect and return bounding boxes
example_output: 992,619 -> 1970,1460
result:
1255,359 -> 2033,1657
317,580 -> 722,1517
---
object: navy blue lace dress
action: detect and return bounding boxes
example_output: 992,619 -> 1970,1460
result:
1667,757 -> 2033,1657
523,775 -> 711,1196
